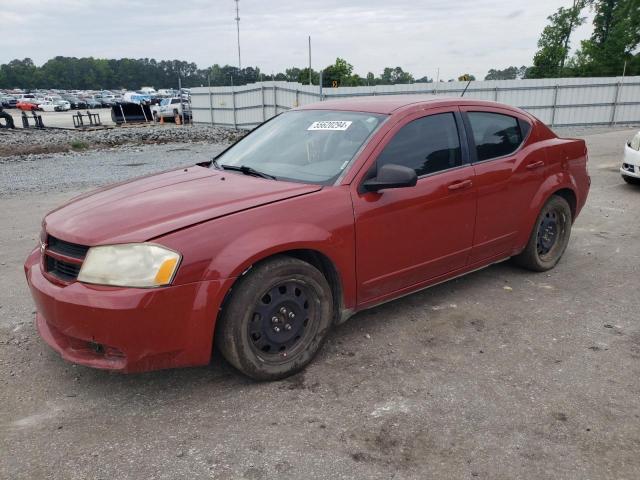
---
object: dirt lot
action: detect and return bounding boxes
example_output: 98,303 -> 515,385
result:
1,127 -> 639,479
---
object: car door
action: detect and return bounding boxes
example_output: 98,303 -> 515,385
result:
460,107 -> 541,264
352,108 -> 476,305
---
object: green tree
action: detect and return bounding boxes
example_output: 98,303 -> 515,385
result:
528,1 -> 588,78
572,0 -> 640,76
322,58 -> 354,87
379,67 -> 414,84
485,66 -> 528,80
298,67 -> 319,85
457,74 -> 476,81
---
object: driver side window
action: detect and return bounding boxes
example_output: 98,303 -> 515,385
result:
377,113 -> 462,177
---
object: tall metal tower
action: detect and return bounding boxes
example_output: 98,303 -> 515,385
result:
234,0 -> 241,70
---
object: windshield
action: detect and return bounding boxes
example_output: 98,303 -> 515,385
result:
213,110 -> 386,185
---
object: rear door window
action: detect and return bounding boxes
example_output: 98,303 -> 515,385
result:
377,113 -> 462,177
467,112 -> 524,161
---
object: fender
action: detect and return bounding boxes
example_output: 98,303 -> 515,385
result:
156,187 -> 358,310
209,222 -> 341,280
512,173 -> 578,253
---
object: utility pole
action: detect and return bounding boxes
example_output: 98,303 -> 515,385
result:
235,0 -> 241,70
308,35 -> 312,85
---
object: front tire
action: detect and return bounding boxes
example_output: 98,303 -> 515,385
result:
514,195 -> 572,272
215,256 -> 333,381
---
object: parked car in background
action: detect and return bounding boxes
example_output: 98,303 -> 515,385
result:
61,95 -> 87,109
151,97 -> 191,121
83,97 -> 103,109
1,95 -> 18,108
16,101 -> 41,111
621,131 -> 640,185
122,91 -> 152,104
41,96 -> 71,111
38,99 -> 71,112
25,97 -> 590,380
16,93 -> 37,102
96,93 -> 116,107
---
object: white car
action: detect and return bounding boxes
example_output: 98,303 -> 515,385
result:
151,97 -> 191,120
38,99 -> 71,112
622,131 -> 640,185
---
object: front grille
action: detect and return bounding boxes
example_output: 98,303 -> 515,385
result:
48,235 -> 89,258
45,255 -> 82,281
45,235 -> 88,282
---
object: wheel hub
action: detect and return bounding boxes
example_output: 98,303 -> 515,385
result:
537,211 -> 559,255
248,281 -> 311,356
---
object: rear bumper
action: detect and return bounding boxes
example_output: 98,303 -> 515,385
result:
621,143 -> 640,179
25,248 -> 226,373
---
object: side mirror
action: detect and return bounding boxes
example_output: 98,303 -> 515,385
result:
361,164 -> 417,192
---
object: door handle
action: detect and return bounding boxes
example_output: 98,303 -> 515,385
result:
448,179 -> 473,191
526,160 -> 545,170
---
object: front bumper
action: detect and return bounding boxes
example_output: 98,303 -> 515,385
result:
24,248 -> 225,373
621,143 -> 640,179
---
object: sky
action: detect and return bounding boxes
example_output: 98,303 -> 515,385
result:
1,0 -> 595,80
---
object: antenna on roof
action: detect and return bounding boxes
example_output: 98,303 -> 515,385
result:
460,75 -> 472,97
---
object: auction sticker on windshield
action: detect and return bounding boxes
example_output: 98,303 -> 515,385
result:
307,120 -> 352,131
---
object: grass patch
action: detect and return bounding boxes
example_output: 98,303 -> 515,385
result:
70,140 -> 89,151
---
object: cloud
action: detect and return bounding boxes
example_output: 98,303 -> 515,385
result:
0,0 -> 593,81
505,9 -> 525,19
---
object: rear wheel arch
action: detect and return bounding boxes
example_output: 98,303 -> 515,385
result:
514,181 -> 577,254
552,187 -> 577,220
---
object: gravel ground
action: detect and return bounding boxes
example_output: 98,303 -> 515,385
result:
0,123 -> 244,158
1,126 -> 639,479
0,142 -> 227,196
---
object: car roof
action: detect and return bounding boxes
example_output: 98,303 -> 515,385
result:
297,95 -> 518,115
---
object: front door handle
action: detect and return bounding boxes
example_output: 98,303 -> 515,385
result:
448,179 -> 473,191
526,160 -> 545,170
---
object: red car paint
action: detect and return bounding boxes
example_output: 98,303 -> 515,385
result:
16,101 -> 40,111
24,96 -> 590,372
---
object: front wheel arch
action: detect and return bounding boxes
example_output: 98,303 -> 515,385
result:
217,249 -> 344,331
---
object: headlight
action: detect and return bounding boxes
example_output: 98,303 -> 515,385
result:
630,132 -> 640,151
77,243 -> 181,288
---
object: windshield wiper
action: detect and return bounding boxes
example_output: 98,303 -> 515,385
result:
211,158 -> 222,170
219,164 -> 277,180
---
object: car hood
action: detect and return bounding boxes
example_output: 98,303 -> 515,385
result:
44,166 -> 322,245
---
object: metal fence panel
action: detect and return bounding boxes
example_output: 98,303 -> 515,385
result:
191,76 -> 640,129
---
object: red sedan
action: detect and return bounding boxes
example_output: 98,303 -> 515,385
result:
25,96 -> 590,380
16,100 -> 40,111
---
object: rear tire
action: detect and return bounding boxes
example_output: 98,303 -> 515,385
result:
622,175 -> 640,185
215,256 -> 333,381
513,195 -> 572,272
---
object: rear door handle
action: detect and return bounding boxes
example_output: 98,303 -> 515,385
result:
448,179 -> 473,191
526,160 -> 545,170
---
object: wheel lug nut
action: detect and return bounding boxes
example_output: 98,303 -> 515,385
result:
271,316 -> 279,324
288,312 -> 295,319
284,324 -> 292,331
279,307 -> 287,314
273,326 -> 281,333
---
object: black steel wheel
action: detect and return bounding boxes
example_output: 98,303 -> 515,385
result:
248,281 -> 317,362
215,256 -> 333,381
514,195 -> 572,272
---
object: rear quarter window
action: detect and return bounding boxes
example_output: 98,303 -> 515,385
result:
467,112 -> 526,161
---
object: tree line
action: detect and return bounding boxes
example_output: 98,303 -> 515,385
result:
0,56 -> 429,90
0,0 -> 637,90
